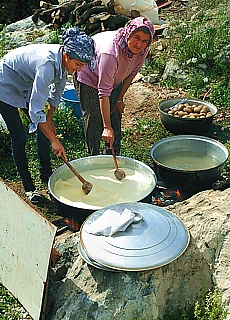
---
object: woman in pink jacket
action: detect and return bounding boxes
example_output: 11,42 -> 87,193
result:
74,17 -> 154,156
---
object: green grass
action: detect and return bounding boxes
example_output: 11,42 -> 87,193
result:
0,285 -> 29,319
144,0 -> 230,108
121,116 -> 170,164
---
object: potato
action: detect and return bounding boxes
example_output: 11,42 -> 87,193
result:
202,106 -> 210,112
200,112 -> 207,117
164,101 -> 213,121
193,106 -> 202,113
200,108 -> 208,114
183,106 -> 192,113
178,111 -> 187,117
177,104 -> 184,111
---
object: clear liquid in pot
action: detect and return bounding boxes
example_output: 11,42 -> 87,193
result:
157,151 -> 221,171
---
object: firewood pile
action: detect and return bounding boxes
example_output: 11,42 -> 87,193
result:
32,0 -> 133,35
32,0 -> 172,36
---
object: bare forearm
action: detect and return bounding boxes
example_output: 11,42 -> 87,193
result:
99,96 -> 114,148
113,76 -> 134,115
38,122 -> 66,159
99,96 -> 111,129
117,76 -> 134,102
46,105 -> 56,121
38,122 -> 57,143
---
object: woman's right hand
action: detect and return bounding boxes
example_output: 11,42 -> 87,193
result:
51,138 -> 67,160
102,126 -> 114,150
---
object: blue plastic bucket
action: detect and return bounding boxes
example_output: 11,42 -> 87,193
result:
61,86 -> 82,118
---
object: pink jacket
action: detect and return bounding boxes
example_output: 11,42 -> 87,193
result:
77,30 -> 148,98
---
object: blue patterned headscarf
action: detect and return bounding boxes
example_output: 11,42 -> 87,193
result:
114,17 -> 154,58
62,27 -> 96,71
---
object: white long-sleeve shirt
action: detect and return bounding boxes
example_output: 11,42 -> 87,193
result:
0,44 -> 67,132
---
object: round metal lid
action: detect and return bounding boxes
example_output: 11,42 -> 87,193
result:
80,202 -> 190,271
78,242 -> 120,272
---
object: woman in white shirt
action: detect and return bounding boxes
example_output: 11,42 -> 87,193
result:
0,27 -> 95,204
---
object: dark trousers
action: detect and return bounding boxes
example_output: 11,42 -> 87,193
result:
74,79 -> 122,156
0,101 -> 52,192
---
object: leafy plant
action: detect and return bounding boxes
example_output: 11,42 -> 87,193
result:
121,116 -> 170,164
0,285 -> 24,319
44,22 -> 74,44
163,287 -> 227,320
0,25 -> 8,58
194,287 -> 228,320
146,0 -> 230,108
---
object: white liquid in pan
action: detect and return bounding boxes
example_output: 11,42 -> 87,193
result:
54,167 -> 154,210
158,151 -> 221,171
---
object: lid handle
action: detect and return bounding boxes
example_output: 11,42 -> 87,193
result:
132,212 -> 143,223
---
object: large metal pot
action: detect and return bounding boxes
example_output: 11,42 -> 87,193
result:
158,98 -> 217,135
150,135 -> 228,194
48,155 -> 157,225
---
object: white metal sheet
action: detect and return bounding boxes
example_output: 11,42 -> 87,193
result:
0,179 -> 57,320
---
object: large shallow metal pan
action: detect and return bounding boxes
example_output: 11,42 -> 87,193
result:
49,155 -> 157,211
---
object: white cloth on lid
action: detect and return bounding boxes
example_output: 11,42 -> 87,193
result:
84,208 -> 135,236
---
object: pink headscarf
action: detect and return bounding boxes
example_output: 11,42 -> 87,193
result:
114,17 -> 154,58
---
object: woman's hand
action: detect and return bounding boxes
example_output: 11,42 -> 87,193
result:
102,126 -> 114,149
51,137 -> 67,159
112,101 -> 125,117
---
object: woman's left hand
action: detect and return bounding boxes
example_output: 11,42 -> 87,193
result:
112,101 -> 125,117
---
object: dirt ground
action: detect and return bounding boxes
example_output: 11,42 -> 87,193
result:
122,81 -> 230,128
122,81 -> 187,128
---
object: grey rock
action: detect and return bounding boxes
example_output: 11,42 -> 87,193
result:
162,58 -> 188,83
5,16 -> 45,32
47,188 -> 230,320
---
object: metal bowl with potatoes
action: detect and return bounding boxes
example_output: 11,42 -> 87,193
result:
158,98 -> 217,135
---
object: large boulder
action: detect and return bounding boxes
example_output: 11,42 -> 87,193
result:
47,187 -> 230,320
